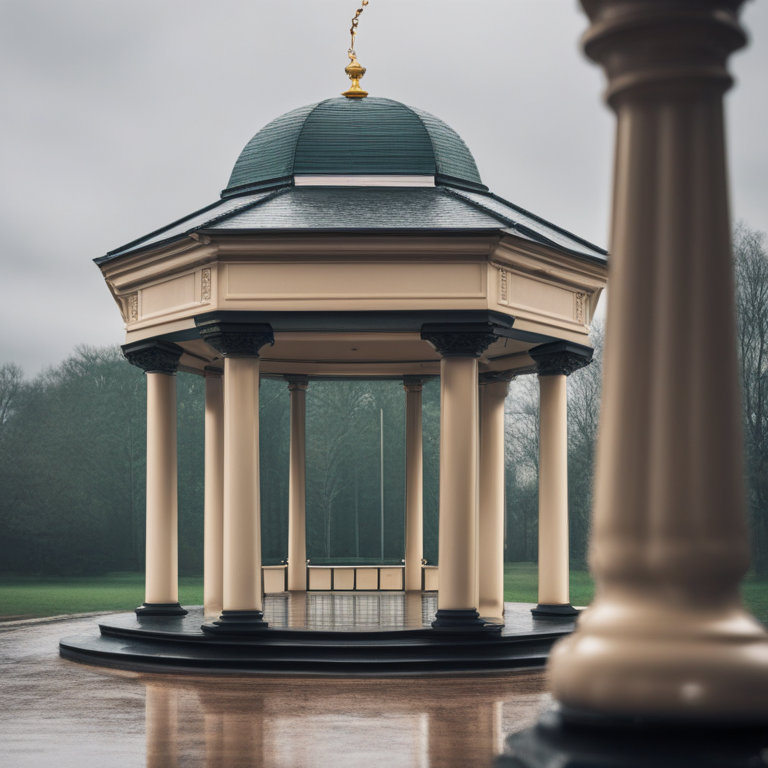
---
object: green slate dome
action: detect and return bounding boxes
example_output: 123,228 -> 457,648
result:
222,97 -> 487,198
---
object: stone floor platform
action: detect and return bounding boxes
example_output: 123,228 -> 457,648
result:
59,593 -> 577,677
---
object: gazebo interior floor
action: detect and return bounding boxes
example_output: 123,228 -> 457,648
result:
59,593 -> 576,677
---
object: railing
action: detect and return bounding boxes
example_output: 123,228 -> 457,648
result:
261,564 -> 438,593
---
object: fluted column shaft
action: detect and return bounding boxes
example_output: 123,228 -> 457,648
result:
478,378 -> 509,620
287,377 -> 308,592
404,378 -> 425,592
204,368 -> 225,616
549,0 -> 768,719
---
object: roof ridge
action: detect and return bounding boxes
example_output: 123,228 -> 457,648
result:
443,187 -> 605,260
200,187 -> 290,229
100,198 -> 230,261
484,191 -> 608,256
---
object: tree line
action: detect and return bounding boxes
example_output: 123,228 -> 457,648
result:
1,224 -> 766,576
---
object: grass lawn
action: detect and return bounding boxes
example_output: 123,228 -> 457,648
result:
1,565 -> 767,624
505,562 -> 768,624
0,573 -> 203,619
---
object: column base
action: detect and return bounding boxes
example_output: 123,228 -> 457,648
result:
201,609 -> 269,635
431,608 -> 502,632
531,603 -> 579,618
135,602 -> 188,617
497,706 -> 767,768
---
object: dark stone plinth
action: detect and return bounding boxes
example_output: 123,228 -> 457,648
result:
531,604 -> 579,618
431,608 -> 502,632
202,609 -> 269,635
135,602 -> 188,617
60,600 -> 574,676
497,707 -> 768,768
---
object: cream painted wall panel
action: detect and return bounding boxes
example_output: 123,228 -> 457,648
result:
224,262 -> 485,300
355,569 -> 378,590
140,273 -> 197,319
380,568 -> 403,590
507,273 -> 575,318
333,569 -> 355,590
309,568 -> 332,590
423,567 -> 439,592
262,567 -> 286,594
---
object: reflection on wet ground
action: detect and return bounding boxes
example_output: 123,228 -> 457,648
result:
1,615 -> 550,768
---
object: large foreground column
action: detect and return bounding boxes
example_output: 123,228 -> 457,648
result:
478,375 -> 510,621
198,318 -> 274,633
421,325 -> 500,631
203,367 -> 224,617
530,342 -> 592,618
287,376 -> 308,592
403,376 -> 425,592
123,339 -> 187,617
548,0 -> 768,720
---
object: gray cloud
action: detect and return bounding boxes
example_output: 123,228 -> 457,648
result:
1,0 -> 766,374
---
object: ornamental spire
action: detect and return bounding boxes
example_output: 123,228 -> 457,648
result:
342,1 -> 369,99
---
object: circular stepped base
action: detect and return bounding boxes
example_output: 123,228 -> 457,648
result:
60,599 -> 576,677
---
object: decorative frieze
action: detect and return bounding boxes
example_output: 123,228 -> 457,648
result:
201,269 -> 212,303
122,339 -> 183,375
128,293 -> 139,324
574,292 -> 586,323
499,268 -> 509,306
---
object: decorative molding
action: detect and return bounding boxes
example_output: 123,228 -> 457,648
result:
196,317 -> 274,358
574,292 -> 586,323
421,326 -> 498,358
499,268 -> 509,305
201,269 -> 212,303
128,293 -> 139,324
529,340 -> 593,377
122,339 -> 183,375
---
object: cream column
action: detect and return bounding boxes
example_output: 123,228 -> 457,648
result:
403,376 -> 425,593
203,367 -> 225,617
548,0 -> 768,720
421,325 -> 500,631
478,376 -> 510,621
198,319 -> 274,634
287,376 -> 308,592
530,342 -> 591,618
123,339 -> 186,617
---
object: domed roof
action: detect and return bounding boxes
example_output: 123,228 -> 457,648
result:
222,97 -> 487,198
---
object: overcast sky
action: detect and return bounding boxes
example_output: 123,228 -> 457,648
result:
2,1 -> 766,375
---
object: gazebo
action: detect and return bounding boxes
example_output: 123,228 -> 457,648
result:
61,85 -> 607,673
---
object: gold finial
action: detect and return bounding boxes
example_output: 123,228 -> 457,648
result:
342,1 -> 369,99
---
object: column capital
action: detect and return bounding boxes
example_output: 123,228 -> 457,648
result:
285,375 -> 309,392
122,339 -> 183,375
421,323 -> 499,358
403,375 -> 429,393
479,371 -> 515,386
581,0 -> 746,106
204,366 -> 223,378
196,317 -> 274,358
530,341 -> 592,377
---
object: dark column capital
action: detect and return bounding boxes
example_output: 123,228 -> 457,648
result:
204,366 -> 224,378
285,375 -> 309,392
403,375 -> 429,393
196,316 -> 274,358
479,370 -> 516,386
530,341 -> 593,377
421,323 -> 500,358
122,339 -> 183,375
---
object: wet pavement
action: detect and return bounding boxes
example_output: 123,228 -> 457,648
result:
1,614 -> 551,768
